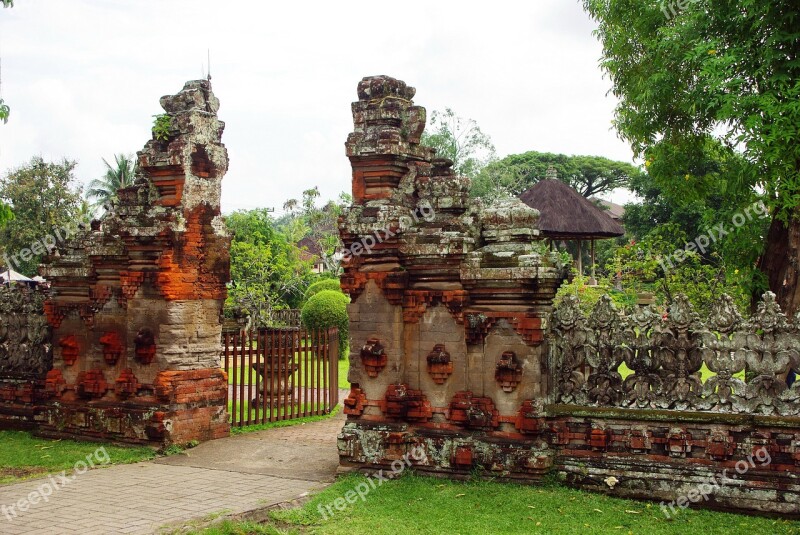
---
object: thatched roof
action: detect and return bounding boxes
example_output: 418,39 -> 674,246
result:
591,198 -> 625,221
518,179 -> 625,239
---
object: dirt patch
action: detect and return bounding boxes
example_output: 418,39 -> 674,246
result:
0,466 -> 49,484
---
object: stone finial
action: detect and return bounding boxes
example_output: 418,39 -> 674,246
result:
356,75 -> 416,101
346,75 -> 432,166
160,79 -> 220,114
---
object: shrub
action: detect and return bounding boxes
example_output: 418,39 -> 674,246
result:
303,278 -> 342,303
301,290 -> 349,359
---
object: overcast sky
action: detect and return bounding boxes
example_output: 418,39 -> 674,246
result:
0,0 -> 637,215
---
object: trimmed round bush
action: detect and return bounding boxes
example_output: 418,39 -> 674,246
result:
303,278 -> 343,303
301,290 -> 349,358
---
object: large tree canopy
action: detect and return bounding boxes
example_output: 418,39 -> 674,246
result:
0,157 -> 84,275
584,0 -> 800,313
471,150 -> 643,202
421,108 -> 496,180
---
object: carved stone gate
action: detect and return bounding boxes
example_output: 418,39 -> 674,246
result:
0,80 -> 232,446
336,75 -> 800,516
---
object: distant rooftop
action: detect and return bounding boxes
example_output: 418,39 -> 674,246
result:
518,179 -> 625,239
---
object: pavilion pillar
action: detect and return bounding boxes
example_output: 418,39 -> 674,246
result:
589,238 -> 597,285
576,239 -> 583,278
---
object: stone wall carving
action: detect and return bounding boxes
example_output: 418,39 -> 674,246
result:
550,292 -> 800,414
0,285 -> 51,377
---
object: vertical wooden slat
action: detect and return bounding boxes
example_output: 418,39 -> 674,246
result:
286,328 -> 293,421
279,328 -> 286,421
327,329 -> 334,411
238,332 -> 247,426
247,330 -> 254,425
316,328 -> 322,415
303,328 -> 309,417
290,329 -> 297,420
269,329 -> 276,423
310,328 -> 316,416
224,332 -> 230,420
231,332 -> 239,427
332,328 -> 339,408
323,328 -> 330,413
260,330 -> 267,425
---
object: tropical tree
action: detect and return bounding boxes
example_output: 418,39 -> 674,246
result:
86,154 -> 136,208
0,157 -> 84,275
583,0 -> 800,314
279,188 -> 350,273
472,151 -> 643,202
225,208 -> 315,325
421,108 -> 496,179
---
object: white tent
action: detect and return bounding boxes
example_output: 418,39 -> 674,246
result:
0,268 -> 34,283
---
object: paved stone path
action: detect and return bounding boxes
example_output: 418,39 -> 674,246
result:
0,409 -> 345,534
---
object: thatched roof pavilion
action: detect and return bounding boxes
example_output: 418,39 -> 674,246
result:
518,176 -> 624,284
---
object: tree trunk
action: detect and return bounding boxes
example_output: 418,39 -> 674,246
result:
758,212 -> 800,317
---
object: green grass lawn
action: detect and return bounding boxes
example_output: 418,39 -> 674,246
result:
230,405 -> 341,435
618,362 -> 745,383
338,358 -> 349,390
0,430 -> 155,484
189,474 -> 800,535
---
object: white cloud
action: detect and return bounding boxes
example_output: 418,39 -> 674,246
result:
0,0 -> 636,213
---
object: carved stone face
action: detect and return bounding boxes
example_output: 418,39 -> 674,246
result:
708,294 -> 742,333
667,295 -> 694,329
553,295 -> 581,330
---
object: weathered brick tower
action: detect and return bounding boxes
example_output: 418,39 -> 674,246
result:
39,80 -> 231,445
338,75 -> 568,478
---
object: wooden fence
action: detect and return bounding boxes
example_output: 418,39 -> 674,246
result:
222,326 -> 339,428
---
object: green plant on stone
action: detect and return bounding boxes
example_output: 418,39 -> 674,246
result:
301,289 -> 349,358
152,113 -> 173,141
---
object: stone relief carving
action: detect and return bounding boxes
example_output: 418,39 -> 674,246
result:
0,286 -> 52,377
550,291 -> 800,415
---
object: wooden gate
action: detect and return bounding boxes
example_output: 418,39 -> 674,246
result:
222,327 -> 339,428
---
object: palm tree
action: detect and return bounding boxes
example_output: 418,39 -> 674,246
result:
87,153 -> 136,209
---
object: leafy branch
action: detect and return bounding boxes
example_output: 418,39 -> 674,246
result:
0,99 -> 9,124
152,114 -> 172,141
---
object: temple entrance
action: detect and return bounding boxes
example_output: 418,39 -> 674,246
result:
222,326 -> 339,428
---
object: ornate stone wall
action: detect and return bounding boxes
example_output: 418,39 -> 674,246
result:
337,75 -> 568,480
337,75 -> 800,515
0,285 -> 51,428
548,292 -> 800,514
36,80 -> 230,445
550,292 -> 800,413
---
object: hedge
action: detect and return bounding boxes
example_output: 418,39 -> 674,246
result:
301,290 -> 349,359
303,278 -> 343,303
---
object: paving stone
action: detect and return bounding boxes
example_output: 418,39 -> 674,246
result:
0,413 -> 342,533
